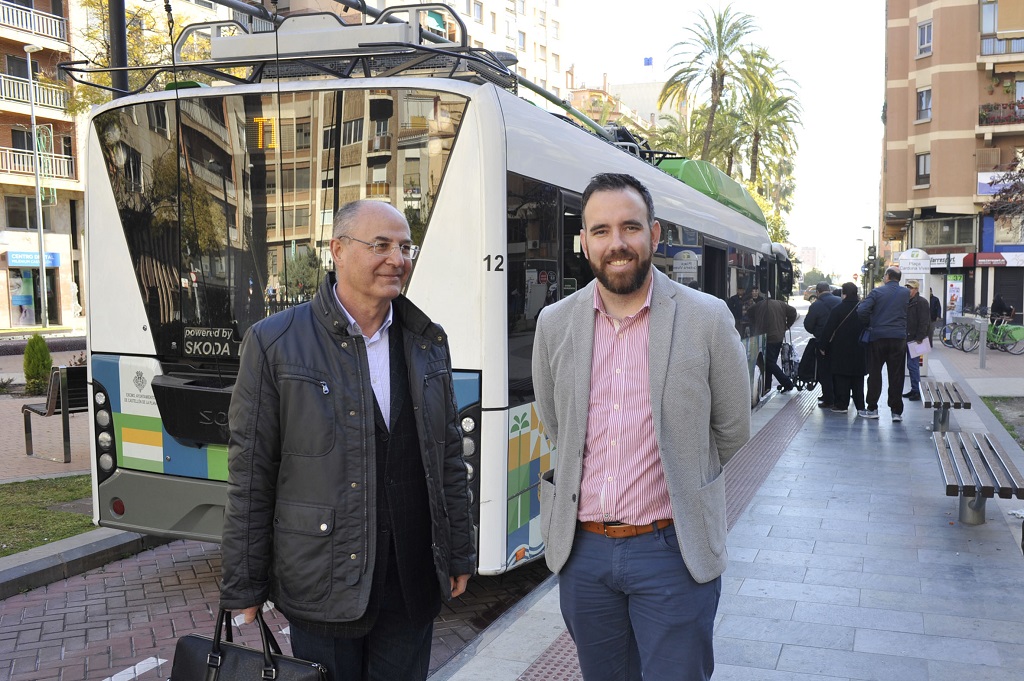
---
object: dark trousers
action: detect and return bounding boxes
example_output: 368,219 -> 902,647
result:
906,347 -> 921,393
764,341 -> 794,391
866,338 -> 907,414
817,351 -> 834,404
833,373 -> 866,411
289,584 -> 434,681
559,526 -> 720,681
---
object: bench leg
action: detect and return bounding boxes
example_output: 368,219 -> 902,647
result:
23,411 -> 33,457
959,494 -> 987,525
933,407 -> 950,433
62,407 -> 71,464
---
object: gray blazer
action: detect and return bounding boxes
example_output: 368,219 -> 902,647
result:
531,269 -> 751,584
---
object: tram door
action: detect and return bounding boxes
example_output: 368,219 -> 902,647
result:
703,242 -> 728,300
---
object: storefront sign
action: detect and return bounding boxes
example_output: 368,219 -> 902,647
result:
7,251 -> 60,268
898,248 -> 930,275
928,253 -> 966,269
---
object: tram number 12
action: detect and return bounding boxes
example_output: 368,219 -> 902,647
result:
484,255 -> 504,271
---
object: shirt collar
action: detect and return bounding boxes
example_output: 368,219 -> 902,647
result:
591,273 -> 654,319
333,285 -> 393,341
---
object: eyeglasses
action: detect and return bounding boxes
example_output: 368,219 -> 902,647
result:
341,235 -> 420,260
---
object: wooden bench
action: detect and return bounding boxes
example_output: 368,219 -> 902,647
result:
921,379 -> 971,433
933,431 -> 1024,525
22,365 -> 89,464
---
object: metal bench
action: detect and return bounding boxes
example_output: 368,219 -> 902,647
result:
21,365 -> 89,464
933,431 -> 1024,525
921,379 -> 970,432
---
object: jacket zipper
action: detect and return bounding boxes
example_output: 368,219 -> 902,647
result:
279,373 -> 330,395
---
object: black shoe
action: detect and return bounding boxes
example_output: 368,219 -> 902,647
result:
818,402 -> 833,409
779,385 -> 795,393
902,390 -> 915,397
907,392 -> 921,401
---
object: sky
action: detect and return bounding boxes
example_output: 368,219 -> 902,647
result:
561,0 -> 887,279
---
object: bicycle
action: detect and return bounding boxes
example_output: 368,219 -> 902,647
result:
940,317 -> 977,349
961,314 -> 1024,354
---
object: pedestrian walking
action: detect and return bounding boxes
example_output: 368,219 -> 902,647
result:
803,282 -> 841,407
750,290 -> 798,393
903,280 -> 930,401
220,200 -> 475,681
857,266 -> 910,421
820,282 -> 867,414
532,173 -> 751,681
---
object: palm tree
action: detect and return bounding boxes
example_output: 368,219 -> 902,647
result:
736,47 -> 802,185
659,4 -> 757,161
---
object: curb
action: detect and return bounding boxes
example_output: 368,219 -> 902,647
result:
0,528 -> 171,600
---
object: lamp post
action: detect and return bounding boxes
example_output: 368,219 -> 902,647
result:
856,237 -> 867,297
25,44 -> 47,328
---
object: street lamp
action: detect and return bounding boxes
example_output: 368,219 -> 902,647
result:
855,237 -> 867,297
25,44 -> 47,328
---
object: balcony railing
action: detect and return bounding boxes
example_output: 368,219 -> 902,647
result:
0,0 -> 66,41
979,102 -> 1024,126
0,146 -> 75,179
0,72 -> 68,111
981,36 -> 1024,56
366,181 -> 390,196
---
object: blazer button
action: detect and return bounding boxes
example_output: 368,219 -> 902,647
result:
350,554 -> 358,560
571,494 -> 577,502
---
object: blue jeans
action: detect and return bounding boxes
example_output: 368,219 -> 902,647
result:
906,347 -> 921,393
559,526 -> 721,681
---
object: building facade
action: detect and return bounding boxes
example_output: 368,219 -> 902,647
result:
0,0 -> 82,332
884,0 -> 1024,319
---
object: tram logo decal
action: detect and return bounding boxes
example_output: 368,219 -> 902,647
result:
133,371 -> 147,393
506,402 -> 554,567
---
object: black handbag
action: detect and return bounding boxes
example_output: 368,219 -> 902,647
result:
170,609 -> 327,681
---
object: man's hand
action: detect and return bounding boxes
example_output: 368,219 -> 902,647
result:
450,574 -> 470,598
241,605 -> 260,624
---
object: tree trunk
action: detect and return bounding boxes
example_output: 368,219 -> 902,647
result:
701,71 -> 725,161
748,131 -> 761,184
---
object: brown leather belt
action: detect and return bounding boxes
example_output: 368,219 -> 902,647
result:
579,519 -> 673,538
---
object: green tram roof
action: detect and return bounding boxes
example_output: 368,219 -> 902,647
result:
659,158 -> 766,228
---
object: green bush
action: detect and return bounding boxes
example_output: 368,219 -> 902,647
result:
23,334 -> 52,395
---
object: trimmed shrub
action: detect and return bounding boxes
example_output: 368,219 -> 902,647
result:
23,334 -> 52,396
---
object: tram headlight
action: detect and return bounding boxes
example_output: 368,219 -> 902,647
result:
98,453 -> 115,472
462,436 -> 476,458
465,461 -> 475,480
95,410 -> 111,428
97,431 -> 112,452
95,391 -> 107,407
461,416 -> 476,433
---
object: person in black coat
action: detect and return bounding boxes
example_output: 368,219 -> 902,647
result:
803,282 -> 841,408
820,282 -> 867,414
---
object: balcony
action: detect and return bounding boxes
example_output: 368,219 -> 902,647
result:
366,181 -> 391,199
979,102 -> 1024,126
0,1 -> 66,42
0,72 -> 68,112
0,146 -> 75,179
981,36 -> 1024,57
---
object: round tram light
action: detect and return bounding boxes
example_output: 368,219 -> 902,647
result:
95,391 -> 107,407
111,498 -> 125,517
98,453 -> 114,472
462,436 -> 476,458
97,432 -> 113,451
461,416 -> 476,433
465,461 -> 475,480
95,410 -> 111,428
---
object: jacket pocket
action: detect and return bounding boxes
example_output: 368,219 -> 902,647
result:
278,371 -> 335,456
697,471 -> 727,559
422,362 -> 451,444
272,500 -> 334,604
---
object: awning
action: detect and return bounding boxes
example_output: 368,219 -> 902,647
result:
963,252 -> 1007,267
426,11 -> 444,33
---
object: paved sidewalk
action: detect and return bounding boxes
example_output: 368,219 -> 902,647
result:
434,346 -> 1024,681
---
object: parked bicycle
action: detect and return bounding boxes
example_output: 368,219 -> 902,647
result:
961,311 -> 1024,354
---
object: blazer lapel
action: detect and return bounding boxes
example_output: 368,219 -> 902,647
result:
648,271 -> 675,439
572,284 -> 596,440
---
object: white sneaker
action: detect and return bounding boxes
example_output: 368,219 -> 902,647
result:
858,409 -> 879,419
892,414 -> 903,422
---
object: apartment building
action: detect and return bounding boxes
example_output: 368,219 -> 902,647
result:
885,0 -> 1024,317
0,0 -> 81,331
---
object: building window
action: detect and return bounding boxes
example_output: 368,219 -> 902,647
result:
5,196 -> 52,230
552,53 -> 560,71
551,20 -> 559,39
473,1 -> 482,22
342,118 -> 363,146
147,101 -> 168,134
920,217 -> 974,247
538,10 -> 546,25
917,21 -> 932,57
295,122 -> 311,150
517,31 -> 526,51
915,152 -> 931,185
11,129 -> 32,151
491,11 -> 496,33
537,44 -> 546,60
981,1 -> 997,35
6,55 -> 38,80
916,88 -> 931,121
552,86 -> 560,98
517,0 -> 525,14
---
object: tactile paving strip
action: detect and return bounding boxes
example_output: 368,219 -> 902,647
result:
516,631 -> 583,681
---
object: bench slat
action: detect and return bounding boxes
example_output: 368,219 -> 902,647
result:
957,433 -> 995,498
922,380 -> 937,408
933,433 -> 961,497
976,433 -> 1024,500
946,433 -> 977,497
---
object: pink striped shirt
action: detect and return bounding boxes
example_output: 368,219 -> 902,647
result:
577,283 -> 673,525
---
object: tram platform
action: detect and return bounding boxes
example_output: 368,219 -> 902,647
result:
1,340 -> 1023,679
433,344 -> 1024,681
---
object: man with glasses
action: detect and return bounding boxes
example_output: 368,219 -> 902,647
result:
221,200 -> 474,681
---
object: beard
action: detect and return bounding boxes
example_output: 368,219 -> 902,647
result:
590,248 -> 653,295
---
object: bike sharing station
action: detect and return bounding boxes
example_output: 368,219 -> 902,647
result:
899,248 -> 934,375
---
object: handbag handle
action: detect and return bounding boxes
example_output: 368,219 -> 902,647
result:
209,608 -> 283,679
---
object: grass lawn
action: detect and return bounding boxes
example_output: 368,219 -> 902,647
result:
0,475 -> 94,559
